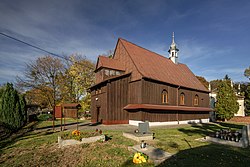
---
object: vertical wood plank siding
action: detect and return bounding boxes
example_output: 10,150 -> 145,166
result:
128,110 -> 208,122
127,79 -> 210,122
142,79 -> 177,105
128,80 -> 142,104
91,84 -> 108,123
141,79 -> 209,108
107,76 -> 129,122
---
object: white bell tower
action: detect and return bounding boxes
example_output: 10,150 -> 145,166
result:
168,32 -> 179,64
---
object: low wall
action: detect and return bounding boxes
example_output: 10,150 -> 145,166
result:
129,119 -> 209,126
58,135 -> 105,148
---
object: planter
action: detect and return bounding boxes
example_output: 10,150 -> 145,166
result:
58,135 -> 105,148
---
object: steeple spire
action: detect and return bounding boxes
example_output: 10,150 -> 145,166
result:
172,32 -> 175,44
168,32 -> 179,64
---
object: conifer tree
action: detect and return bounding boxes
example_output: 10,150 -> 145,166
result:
215,80 -> 239,121
0,83 -> 27,130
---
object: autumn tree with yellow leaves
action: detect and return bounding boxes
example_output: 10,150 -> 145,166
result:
60,54 -> 95,111
17,54 -> 95,112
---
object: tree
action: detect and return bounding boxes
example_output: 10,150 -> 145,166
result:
60,54 -> 95,111
215,80 -> 239,121
210,79 -> 221,91
17,55 -> 65,111
196,76 -> 209,89
17,54 -> 95,115
25,87 -> 51,108
210,75 -> 231,91
0,83 -> 27,130
224,74 -> 231,81
244,66 -> 250,80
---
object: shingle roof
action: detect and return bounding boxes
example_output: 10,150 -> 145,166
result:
96,56 -> 125,71
119,38 -> 208,92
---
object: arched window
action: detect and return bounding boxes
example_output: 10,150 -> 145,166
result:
162,90 -> 168,104
180,93 -> 185,105
194,94 -> 199,106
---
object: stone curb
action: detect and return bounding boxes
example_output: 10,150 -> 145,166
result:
58,135 -> 105,148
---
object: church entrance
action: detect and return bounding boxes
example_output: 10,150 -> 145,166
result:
96,107 -> 100,123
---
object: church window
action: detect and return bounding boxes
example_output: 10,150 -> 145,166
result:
110,70 -> 115,76
95,88 -> 101,94
180,93 -> 185,105
162,90 -> 168,104
116,71 -> 121,75
105,69 -> 110,76
194,95 -> 199,106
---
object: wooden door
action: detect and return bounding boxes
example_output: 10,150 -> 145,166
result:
96,107 -> 100,123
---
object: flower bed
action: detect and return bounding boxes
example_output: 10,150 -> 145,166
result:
58,129 -> 105,148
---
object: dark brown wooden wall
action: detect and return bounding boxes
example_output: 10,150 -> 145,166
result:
178,111 -> 209,120
91,85 -> 108,123
107,76 -> 130,122
128,110 -> 209,122
178,88 -> 209,107
142,79 -> 177,105
95,69 -> 103,84
141,79 -> 209,108
129,110 -> 177,122
128,80 -> 142,104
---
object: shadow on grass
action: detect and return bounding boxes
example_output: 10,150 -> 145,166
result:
218,122 -> 244,129
0,122 -> 38,153
35,122 -> 90,130
157,143 -> 250,167
178,122 -> 244,138
0,121 -> 57,154
177,123 -> 219,137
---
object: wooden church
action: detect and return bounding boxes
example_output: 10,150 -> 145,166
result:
90,34 -> 212,126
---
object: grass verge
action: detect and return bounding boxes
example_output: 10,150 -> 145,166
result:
0,122 -> 249,167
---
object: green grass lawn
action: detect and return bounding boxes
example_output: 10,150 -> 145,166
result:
1,122 -> 250,167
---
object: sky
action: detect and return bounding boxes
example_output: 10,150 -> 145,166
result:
0,0 -> 250,85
